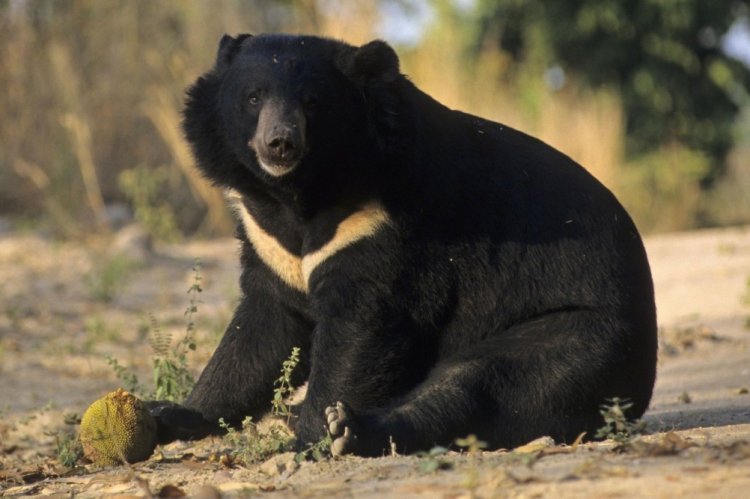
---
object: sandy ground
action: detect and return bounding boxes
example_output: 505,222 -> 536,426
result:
1,224 -> 749,498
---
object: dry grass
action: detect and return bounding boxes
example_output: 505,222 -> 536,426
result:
141,87 -> 233,235
402,16 -> 623,191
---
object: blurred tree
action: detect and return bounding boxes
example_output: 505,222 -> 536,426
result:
472,0 -> 750,185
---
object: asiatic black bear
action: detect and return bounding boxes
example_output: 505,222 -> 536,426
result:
154,33 -> 657,457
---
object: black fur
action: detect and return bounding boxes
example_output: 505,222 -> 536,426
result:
163,33 -> 658,456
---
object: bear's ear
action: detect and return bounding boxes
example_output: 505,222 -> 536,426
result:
339,40 -> 400,84
215,33 -> 253,69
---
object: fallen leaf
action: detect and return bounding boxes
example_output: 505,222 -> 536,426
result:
513,436 -> 555,454
571,431 -> 587,448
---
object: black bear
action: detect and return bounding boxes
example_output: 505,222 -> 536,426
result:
155,33 -> 658,457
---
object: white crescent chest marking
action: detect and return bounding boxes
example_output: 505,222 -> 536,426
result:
225,189 -> 391,293
226,189 -> 305,291
300,203 -> 390,286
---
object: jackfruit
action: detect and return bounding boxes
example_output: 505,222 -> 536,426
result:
79,388 -> 157,466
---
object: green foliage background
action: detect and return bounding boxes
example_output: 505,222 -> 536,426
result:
473,0 -> 749,179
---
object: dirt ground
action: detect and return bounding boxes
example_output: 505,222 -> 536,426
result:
1,224 -> 749,498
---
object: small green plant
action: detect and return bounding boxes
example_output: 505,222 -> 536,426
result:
455,434 -> 488,455
150,259 -> 201,401
219,417 -> 331,465
105,259 -> 201,401
55,430 -> 83,468
118,165 -> 180,242
150,314 -> 194,402
272,346 -> 301,423
86,254 -> 137,302
219,416 -> 295,465
218,347 -> 331,465
219,416 -> 242,447
295,432 -> 333,463
106,355 -> 144,395
594,397 -> 646,443
273,347 -> 334,462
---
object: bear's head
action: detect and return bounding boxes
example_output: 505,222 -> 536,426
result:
183,33 -> 403,193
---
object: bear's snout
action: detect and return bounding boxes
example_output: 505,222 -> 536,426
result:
251,98 -> 306,177
264,125 -> 301,162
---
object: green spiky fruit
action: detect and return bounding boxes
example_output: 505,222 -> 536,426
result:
79,388 -> 157,466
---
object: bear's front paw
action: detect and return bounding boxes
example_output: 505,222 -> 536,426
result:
325,401 -> 359,456
144,400 -> 215,444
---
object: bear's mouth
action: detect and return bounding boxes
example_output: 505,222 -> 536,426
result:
256,156 -> 298,177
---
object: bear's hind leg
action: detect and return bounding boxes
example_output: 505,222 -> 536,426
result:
325,309 -> 656,456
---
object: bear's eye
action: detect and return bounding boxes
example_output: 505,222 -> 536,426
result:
247,92 -> 261,106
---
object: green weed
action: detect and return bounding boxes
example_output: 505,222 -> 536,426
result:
218,347 -> 332,464
106,355 -> 144,396
455,434 -> 488,455
272,347 -> 333,462
148,259 -> 201,401
272,346 -> 300,423
55,430 -> 83,468
295,432 -> 333,463
594,397 -> 646,443
219,416 -> 295,465
105,259 -> 201,401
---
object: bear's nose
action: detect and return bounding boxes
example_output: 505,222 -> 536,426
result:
254,99 -> 306,168
267,132 -> 296,159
